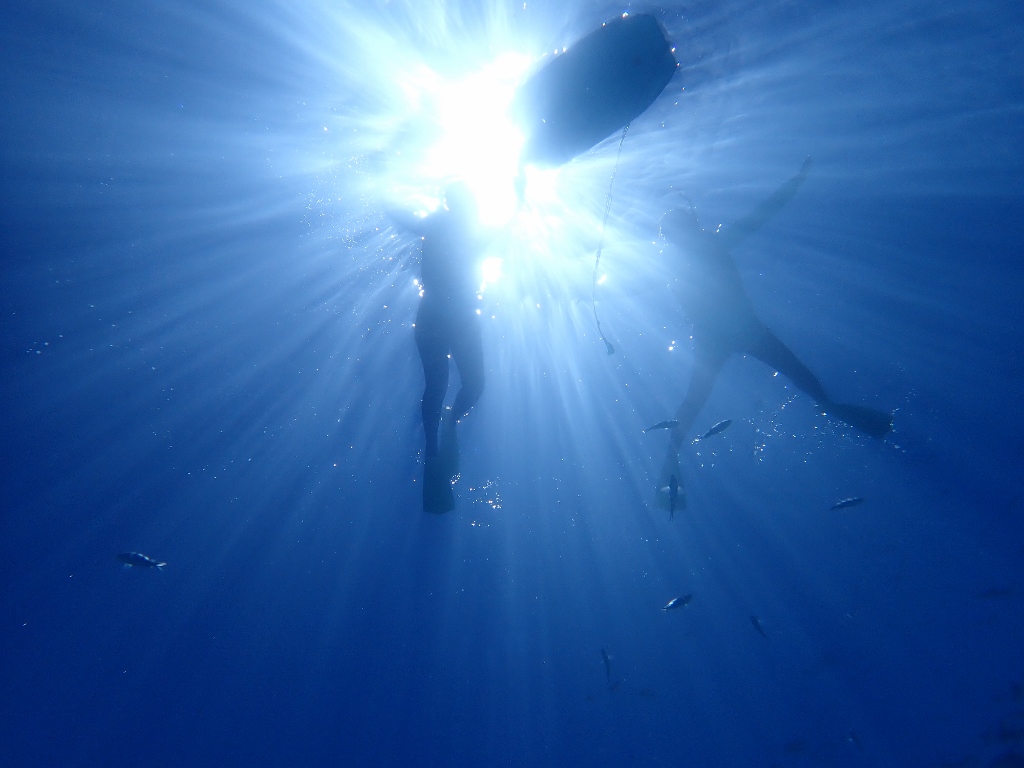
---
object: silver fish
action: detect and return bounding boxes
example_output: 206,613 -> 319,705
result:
117,552 -> 166,570
830,497 -> 864,510
663,594 -> 693,611
697,419 -> 732,440
600,648 -> 617,692
644,419 -> 679,433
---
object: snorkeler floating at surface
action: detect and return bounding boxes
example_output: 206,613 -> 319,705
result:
655,159 -> 893,508
391,183 -> 488,514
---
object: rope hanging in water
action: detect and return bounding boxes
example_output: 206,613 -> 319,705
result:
592,123 -> 629,355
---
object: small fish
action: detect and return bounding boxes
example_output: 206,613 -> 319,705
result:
644,419 -> 679,433
600,648 -> 613,691
750,615 -> 768,638
830,497 -> 864,510
117,552 -> 166,570
696,419 -> 732,441
663,593 -> 693,611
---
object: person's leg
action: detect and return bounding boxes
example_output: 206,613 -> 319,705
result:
657,341 -> 729,511
746,328 -> 829,404
747,329 -> 892,438
416,313 -> 456,514
449,314 -> 485,421
669,341 -> 730,450
436,313 -> 484,480
414,311 -> 450,458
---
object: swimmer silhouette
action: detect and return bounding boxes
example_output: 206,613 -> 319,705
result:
656,159 -> 892,506
392,183 -> 487,513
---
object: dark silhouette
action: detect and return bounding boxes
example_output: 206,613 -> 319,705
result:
513,13 -> 676,169
656,160 -> 892,506
392,184 -> 486,513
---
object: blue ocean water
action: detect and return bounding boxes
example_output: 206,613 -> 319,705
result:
2,1 -> 1023,766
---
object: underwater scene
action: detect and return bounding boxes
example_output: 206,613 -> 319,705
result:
2,0 -> 1023,766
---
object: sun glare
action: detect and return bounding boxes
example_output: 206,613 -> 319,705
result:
325,13 -> 636,303
420,53 -> 532,225
480,256 -> 504,286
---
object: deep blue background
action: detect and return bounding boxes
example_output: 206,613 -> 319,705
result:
3,1 -> 1023,766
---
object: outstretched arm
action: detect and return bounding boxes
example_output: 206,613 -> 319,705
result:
722,157 -> 812,248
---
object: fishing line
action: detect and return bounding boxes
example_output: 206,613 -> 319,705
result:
591,123 -> 629,355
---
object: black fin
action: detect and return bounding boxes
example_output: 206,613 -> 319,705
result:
825,402 -> 892,439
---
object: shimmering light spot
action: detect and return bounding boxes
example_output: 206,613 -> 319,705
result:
437,59 -> 531,220
481,256 -> 504,286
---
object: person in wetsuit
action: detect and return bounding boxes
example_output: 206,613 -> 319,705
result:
395,183 -> 487,513
656,160 -> 892,506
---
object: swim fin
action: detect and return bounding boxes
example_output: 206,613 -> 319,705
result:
423,456 -> 455,514
823,402 -> 893,439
